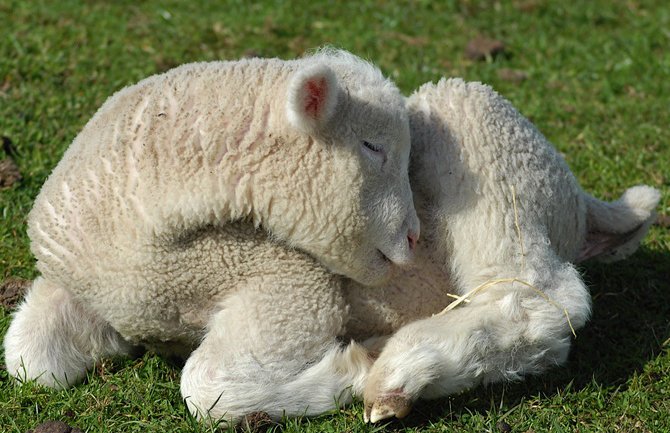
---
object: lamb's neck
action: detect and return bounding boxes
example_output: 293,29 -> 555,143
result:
409,109 -> 466,281
178,97 -> 315,243
142,61 -> 312,242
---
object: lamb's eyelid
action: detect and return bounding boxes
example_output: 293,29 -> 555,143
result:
363,140 -> 384,152
361,141 -> 388,167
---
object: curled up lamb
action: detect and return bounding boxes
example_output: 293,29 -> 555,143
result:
3,49 -> 420,419
4,55 -> 660,425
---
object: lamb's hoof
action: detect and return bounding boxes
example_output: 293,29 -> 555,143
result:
363,391 -> 412,423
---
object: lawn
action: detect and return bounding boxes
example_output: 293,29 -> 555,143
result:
1,1 -> 669,432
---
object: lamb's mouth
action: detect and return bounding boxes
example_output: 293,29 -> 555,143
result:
377,249 -> 392,264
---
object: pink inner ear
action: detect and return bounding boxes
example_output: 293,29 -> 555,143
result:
304,77 -> 328,119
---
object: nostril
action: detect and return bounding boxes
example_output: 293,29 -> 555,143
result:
407,232 -> 418,251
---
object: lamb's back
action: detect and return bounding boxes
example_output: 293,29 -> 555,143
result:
27,59 -> 294,304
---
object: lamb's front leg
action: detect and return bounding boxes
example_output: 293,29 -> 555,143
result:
180,270 -> 371,425
363,264 -> 591,423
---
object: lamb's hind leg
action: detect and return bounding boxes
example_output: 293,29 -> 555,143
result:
363,260 -> 592,422
180,272 -> 371,425
3,277 -> 132,388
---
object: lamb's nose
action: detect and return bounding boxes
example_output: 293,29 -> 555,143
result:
407,229 -> 419,251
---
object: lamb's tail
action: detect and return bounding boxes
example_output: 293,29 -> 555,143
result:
576,185 -> 661,263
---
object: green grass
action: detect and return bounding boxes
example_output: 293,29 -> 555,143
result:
1,0 -> 669,432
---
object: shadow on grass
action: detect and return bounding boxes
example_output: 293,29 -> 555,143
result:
378,246 -> 670,430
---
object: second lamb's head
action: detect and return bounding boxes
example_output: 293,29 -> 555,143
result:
267,49 -> 419,286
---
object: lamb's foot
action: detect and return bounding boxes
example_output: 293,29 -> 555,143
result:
180,274 -> 369,423
363,388 -> 412,423
4,277 -> 131,388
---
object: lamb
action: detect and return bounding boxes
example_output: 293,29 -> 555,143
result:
3,49 -> 421,421
354,78 -> 660,422
5,66 -> 659,425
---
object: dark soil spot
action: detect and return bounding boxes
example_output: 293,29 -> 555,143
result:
496,420 -> 513,433
465,36 -> 506,61
239,411 -> 274,432
654,214 -> 670,228
26,420 -> 84,433
497,68 -> 528,83
0,278 -> 31,309
153,56 -> 181,74
1,135 -> 21,189
2,135 -> 18,157
242,49 -> 263,59
0,157 -> 20,188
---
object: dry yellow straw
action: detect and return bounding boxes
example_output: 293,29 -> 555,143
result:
435,185 -> 577,339
445,292 -> 470,302
435,277 -> 576,338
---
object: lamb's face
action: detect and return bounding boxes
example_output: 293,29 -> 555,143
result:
285,56 -> 419,286
330,91 -> 419,286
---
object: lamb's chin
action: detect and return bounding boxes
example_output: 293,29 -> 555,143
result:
352,250 -> 393,287
321,248 -> 392,287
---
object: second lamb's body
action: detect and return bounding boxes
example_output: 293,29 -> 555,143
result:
359,78 -> 659,422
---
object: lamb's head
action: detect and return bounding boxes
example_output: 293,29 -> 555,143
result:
278,50 -> 419,286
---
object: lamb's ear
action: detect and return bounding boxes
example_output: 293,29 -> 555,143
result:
286,64 -> 340,133
576,186 -> 660,263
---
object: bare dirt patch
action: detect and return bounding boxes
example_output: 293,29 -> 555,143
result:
239,411 -> 274,432
0,157 -> 20,188
465,36 -> 506,61
0,278 -> 30,309
1,136 -> 21,189
26,420 -> 83,433
654,214 -> 670,228
497,68 -> 528,83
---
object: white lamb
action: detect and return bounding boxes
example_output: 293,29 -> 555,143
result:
3,49 -> 421,421
355,78 -> 660,422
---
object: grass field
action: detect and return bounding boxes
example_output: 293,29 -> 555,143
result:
1,1 -> 669,432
